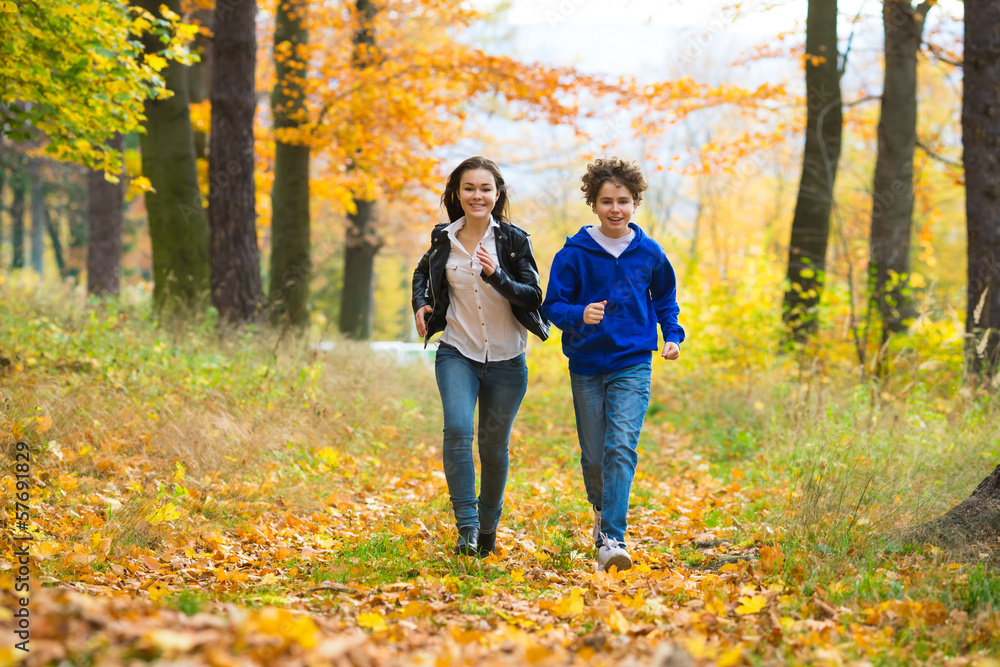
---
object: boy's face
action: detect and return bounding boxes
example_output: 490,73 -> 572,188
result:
593,181 -> 636,239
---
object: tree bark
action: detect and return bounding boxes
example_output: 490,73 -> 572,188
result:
782,0 -> 843,341
30,176 -> 45,275
268,0 -> 311,326
135,0 -> 210,313
10,170 -> 25,269
208,0 -> 262,324
0,161 -> 5,268
338,0 -> 381,340
87,134 -> 124,296
45,199 -> 66,278
904,465 -> 1000,547
339,200 -> 381,339
964,0 -> 1000,379
868,1 -> 933,339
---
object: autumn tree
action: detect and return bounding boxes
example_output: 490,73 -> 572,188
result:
964,0 -> 1000,379
134,0 -> 210,312
902,0 -> 1000,551
338,0 -> 381,340
1,0 -> 185,174
208,0 -> 263,323
269,0 -> 311,326
867,0 -> 935,343
9,157 -> 26,269
782,0 -> 844,341
290,1 -> 633,339
87,135 -> 125,296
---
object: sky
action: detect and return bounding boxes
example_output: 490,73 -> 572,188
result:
453,0 -> 964,201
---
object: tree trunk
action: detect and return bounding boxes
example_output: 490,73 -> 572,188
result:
30,176 -> 45,275
339,0 -> 381,340
87,134 -> 124,296
208,0 -> 262,324
339,200 -> 381,339
964,0 -> 1000,379
268,0 -> 311,326
782,0 -> 843,341
188,9 -> 213,161
135,0 -> 210,313
10,171 -> 25,269
868,1 -> 934,339
0,162 -> 5,268
45,199 -> 66,278
904,465 -> 1000,547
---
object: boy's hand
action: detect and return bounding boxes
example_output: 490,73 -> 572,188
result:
583,301 -> 607,325
661,342 -> 680,360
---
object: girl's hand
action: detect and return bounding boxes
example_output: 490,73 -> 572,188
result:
661,342 -> 680,360
415,305 -> 433,337
583,300 -> 607,325
476,245 -> 496,276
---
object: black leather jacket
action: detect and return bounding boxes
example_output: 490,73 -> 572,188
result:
411,221 -> 550,345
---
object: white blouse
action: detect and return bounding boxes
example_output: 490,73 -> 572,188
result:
438,218 -> 527,362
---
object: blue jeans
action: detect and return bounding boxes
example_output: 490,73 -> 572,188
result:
570,363 -> 651,546
435,344 -> 528,535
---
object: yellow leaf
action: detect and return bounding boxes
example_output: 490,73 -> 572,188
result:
736,595 -> 768,615
260,573 -> 279,586
1,1 -> 18,12
145,53 -> 168,72
718,647 -> 743,667
550,588 -> 584,617
608,606 -> 630,634
148,583 -> 170,602
146,503 -> 182,524
357,612 -> 387,632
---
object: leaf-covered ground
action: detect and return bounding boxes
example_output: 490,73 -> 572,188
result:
2,294 -> 1000,666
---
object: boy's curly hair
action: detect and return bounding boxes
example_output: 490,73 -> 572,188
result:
580,157 -> 647,208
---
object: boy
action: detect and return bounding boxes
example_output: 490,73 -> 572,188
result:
542,157 -> 684,572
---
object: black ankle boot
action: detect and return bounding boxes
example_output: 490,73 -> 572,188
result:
477,530 -> 496,558
456,527 -> 478,556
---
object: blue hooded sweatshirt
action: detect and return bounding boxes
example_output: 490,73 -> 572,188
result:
542,223 -> 685,376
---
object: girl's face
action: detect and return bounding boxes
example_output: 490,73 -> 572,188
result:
593,181 -> 636,239
458,169 -> 497,223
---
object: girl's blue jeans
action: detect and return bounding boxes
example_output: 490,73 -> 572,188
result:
434,343 -> 528,535
570,363 -> 652,546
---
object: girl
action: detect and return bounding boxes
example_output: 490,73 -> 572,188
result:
412,156 -> 549,557
542,157 -> 684,572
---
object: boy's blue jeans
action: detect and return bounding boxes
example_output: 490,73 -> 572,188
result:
570,363 -> 652,546
435,343 -> 528,535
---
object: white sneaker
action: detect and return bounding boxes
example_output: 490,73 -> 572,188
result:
597,533 -> 632,573
592,507 -> 601,544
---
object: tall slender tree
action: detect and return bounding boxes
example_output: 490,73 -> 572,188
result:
208,0 -> 262,323
269,0 -> 312,326
30,175 -> 44,274
338,0 -> 381,340
134,0 -> 210,312
87,134 -> 125,296
964,0 -> 1000,379
782,0 -> 844,341
868,0 -> 934,341
10,167 -> 25,269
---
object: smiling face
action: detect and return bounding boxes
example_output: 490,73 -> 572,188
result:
593,180 -> 637,239
458,168 -> 498,223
